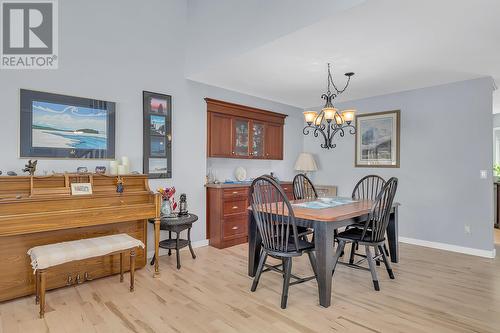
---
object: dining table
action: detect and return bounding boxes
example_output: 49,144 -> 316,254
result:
247,198 -> 400,308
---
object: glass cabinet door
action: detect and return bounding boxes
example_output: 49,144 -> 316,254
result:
233,118 -> 249,157
251,122 -> 265,158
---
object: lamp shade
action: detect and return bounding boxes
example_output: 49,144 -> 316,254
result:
294,153 -> 318,172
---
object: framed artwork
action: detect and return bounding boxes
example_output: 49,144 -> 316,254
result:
20,89 -> 116,159
355,110 -> 400,168
143,91 -> 172,178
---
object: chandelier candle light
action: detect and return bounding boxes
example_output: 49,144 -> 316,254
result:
303,63 -> 356,149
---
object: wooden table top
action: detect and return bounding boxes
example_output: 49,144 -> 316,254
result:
291,199 -> 374,222
249,199 -> 375,223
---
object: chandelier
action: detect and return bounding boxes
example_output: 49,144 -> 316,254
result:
302,63 -> 356,149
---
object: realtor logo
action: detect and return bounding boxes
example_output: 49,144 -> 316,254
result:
1,0 -> 58,69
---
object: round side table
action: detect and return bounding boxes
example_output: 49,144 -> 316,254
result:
149,213 -> 198,269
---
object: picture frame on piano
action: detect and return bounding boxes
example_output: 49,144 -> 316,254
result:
70,183 -> 93,195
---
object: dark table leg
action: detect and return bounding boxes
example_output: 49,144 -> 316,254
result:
386,206 -> 399,263
168,231 -> 172,256
248,212 -> 261,277
175,232 -> 181,269
315,221 -> 335,308
188,227 -> 196,259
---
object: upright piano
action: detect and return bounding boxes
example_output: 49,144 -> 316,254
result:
0,174 -> 159,302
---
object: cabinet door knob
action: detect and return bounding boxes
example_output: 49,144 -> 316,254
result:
232,226 -> 239,230
232,151 -> 235,154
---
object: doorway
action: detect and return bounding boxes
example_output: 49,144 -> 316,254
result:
493,127 -> 500,244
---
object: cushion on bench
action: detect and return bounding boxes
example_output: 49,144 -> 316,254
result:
27,233 -> 145,271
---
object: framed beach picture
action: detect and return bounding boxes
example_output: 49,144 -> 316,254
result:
143,91 -> 172,178
355,110 -> 400,168
20,89 -> 116,159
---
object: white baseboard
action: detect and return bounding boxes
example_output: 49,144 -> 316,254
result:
147,239 -> 209,259
399,237 -> 496,259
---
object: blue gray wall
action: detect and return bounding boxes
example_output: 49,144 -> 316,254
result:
303,78 -> 495,254
0,0 -> 303,254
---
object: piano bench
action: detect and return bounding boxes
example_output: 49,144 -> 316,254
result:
27,233 -> 145,318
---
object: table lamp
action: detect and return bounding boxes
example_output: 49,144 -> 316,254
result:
294,152 -> 318,177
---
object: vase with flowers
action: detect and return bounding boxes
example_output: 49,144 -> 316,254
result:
158,186 -> 178,216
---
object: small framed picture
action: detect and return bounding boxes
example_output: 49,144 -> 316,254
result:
150,115 -> 166,136
70,183 -> 93,195
150,96 -> 168,114
355,110 -> 400,168
143,91 -> 172,179
149,158 -> 169,174
151,136 -> 166,156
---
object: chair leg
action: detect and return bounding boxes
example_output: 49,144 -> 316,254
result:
251,252 -> 267,292
349,242 -> 356,265
39,270 -> 46,318
130,249 -> 136,292
281,258 -> 292,309
333,230 -> 345,257
375,247 -> 381,266
281,258 -> 286,278
379,245 -> 394,279
384,243 -> 390,258
306,251 -> 318,281
187,227 -> 196,259
332,240 -> 346,275
120,252 -> 124,282
35,270 -> 40,305
365,246 -> 379,291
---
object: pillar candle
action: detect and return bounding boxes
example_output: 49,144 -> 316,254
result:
109,161 -> 118,175
117,165 -> 126,175
121,157 -> 130,174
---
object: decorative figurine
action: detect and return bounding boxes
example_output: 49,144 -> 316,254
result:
178,193 -> 188,216
95,166 -> 106,174
116,177 -> 124,193
22,160 -> 37,175
7,171 -> 17,176
77,167 -> 88,174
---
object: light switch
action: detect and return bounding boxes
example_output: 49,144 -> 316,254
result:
480,170 -> 488,179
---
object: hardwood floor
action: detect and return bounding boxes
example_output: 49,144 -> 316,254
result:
1,242 -> 500,333
495,228 -> 500,244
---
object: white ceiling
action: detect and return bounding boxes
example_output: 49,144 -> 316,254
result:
188,0 -> 500,111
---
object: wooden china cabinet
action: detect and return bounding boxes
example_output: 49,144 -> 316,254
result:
206,98 -> 288,249
206,98 -> 286,160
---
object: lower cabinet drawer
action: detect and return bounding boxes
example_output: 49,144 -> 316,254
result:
223,215 -> 247,239
223,187 -> 248,199
223,199 -> 247,216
